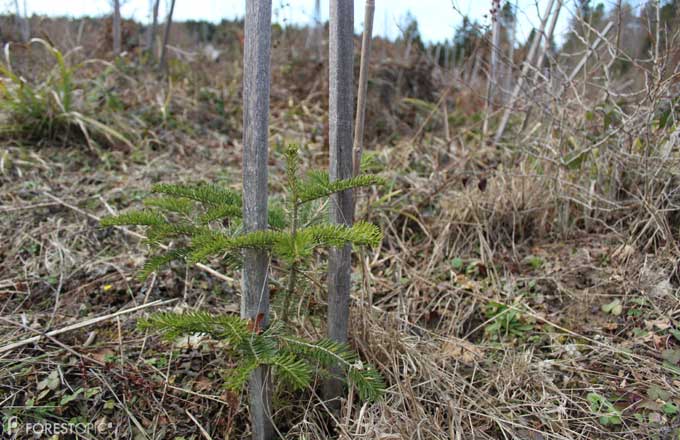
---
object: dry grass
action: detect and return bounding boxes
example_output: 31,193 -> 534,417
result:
1,11 -> 680,440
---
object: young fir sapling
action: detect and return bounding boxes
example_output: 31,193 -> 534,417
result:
101,145 -> 385,402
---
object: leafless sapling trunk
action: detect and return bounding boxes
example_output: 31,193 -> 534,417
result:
533,0 -> 562,83
494,0 -> 556,144
242,1 -> 273,439
146,0 -> 161,58
113,0 -> 121,55
158,0 -> 177,72
502,1 -> 518,103
13,0 -> 29,42
353,0 -> 375,176
306,0 -> 323,61
325,0 -> 354,406
483,0 -> 502,137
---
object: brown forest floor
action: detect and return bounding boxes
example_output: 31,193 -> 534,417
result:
1,37 -> 680,440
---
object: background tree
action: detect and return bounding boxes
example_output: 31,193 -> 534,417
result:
483,0 -> 502,137
325,0 -> 354,407
158,0 -> 177,72
145,0 -> 161,58
242,0 -> 273,438
13,0 -> 29,42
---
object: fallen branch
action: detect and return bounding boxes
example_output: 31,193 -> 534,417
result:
0,299 -> 175,354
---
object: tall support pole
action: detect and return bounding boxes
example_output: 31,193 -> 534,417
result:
113,0 -> 121,55
353,0 -> 375,176
326,0 -> 354,407
242,1 -> 273,439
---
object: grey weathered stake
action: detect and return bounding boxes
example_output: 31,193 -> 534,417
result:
113,0 -> 121,55
326,0 -> 354,406
353,0 -> 375,177
242,1 -> 273,439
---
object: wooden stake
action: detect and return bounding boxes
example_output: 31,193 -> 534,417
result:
113,0 -> 121,55
326,0 -> 354,407
242,0 -> 273,438
353,0 -> 375,177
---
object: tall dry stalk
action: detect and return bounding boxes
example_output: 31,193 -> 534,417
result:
242,1 -> 273,439
353,0 -> 375,177
326,0 -> 354,407
158,0 -> 177,72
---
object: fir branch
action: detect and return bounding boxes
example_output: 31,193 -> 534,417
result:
280,336 -> 357,369
300,221 -> 382,248
223,359 -> 258,391
152,182 -> 242,207
188,229 -> 283,263
297,172 -> 384,204
138,311 -> 249,346
238,334 -> 277,364
348,363 -> 385,402
138,248 -> 189,280
101,210 -> 167,227
267,204 -> 288,230
143,197 -> 193,215
284,145 -> 301,200
146,223 -> 208,243
199,204 -> 243,223
269,353 -> 313,390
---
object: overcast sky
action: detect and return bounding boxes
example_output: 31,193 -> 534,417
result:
6,0 -> 579,44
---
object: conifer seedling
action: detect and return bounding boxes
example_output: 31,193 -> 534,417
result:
101,145 -> 385,406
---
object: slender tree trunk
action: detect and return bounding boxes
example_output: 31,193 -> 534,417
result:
353,0 -> 375,177
306,0 -> 323,61
242,1 -> 273,439
494,0 -> 555,144
325,0 -> 354,408
146,0 -> 160,58
113,0 -> 121,55
158,0 -> 177,72
533,0 -> 562,82
14,0 -> 29,42
503,3 -> 517,104
483,0 -> 502,137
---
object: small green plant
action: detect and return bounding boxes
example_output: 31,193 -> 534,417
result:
101,145 -> 385,403
483,301 -> 534,341
0,39 -> 132,149
587,392 -> 622,426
